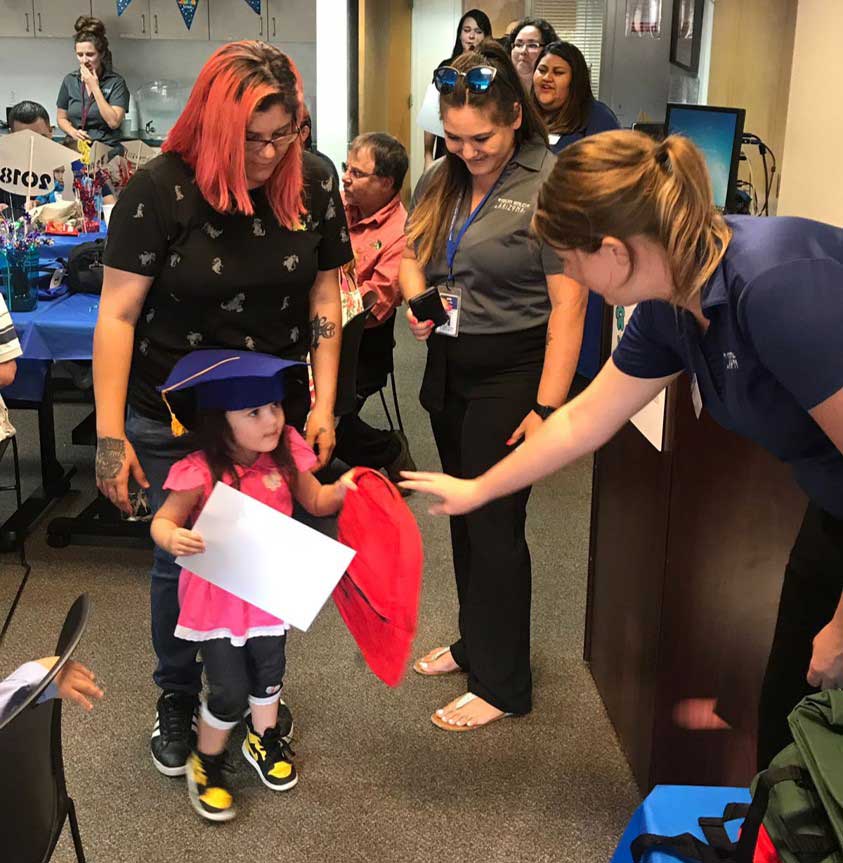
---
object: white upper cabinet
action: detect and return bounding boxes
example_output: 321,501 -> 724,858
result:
91,0 -> 150,40
208,0 -> 264,42
149,0 -> 209,40
32,1 -> 93,39
0,0 -> 92,38
267,0 -> 315,44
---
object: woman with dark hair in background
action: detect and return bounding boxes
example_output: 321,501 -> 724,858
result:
533,40 -> 619,154
509,16 -> 558,94
401,39 -> 587,731
56,16 -> 128,145
423,9 -> 493,169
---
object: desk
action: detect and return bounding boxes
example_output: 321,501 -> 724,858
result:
611,785 -> 751,862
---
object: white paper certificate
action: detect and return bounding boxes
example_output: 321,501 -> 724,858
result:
176,482 -> 356,632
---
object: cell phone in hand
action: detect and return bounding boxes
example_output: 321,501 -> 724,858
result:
409,286 -> 449,328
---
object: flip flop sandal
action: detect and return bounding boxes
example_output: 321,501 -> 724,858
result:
430,692 -> 514,733
412,646 -> 461,677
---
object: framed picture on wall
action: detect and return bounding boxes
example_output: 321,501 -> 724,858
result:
670,0 -> 704,75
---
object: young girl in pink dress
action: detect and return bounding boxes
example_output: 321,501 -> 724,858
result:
151,349 -> 355,823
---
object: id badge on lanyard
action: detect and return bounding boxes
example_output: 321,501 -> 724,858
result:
440,180 -> 500,338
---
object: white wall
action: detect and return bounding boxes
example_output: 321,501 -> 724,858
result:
410,0 -> 461,188
0,35 -> 316,137
777,0 -> 843,224
314,0 -> 347,170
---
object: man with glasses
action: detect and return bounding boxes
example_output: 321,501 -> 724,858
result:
335,132 -> 415,485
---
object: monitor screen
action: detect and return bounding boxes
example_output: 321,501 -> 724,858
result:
665,104 -> 745,212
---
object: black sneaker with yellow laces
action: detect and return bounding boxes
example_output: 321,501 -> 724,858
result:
242,717 -> 298,791
186,750 -> 236,822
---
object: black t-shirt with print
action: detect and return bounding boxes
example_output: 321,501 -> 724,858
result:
103,151 -> 352,421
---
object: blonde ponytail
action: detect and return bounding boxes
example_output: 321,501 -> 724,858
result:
533,130 -> 731,304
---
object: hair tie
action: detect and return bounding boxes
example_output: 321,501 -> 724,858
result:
655,146 -> 671,173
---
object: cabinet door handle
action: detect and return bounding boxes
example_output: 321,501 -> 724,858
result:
37,12 -> 42,31
272,16 -> 276,37
141,13 -> 146,34
259,15 -> 263,36
24,12 -> 29,32
153,13 -> 158,34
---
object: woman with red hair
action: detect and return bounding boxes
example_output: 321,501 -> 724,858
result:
92,41 -> 351,778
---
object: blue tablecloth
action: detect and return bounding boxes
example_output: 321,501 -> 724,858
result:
611,785 -> 751,862
4,292 -> 99,402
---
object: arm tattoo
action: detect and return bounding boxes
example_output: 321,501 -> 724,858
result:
310,314 -> 337,351
96,437 -> 125,481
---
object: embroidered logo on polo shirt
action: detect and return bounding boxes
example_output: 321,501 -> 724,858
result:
493,198 -> 531,215
724,351 -> 739,370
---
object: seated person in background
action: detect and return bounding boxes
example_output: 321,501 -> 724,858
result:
0,101 -> 114,218
299,108 -> 339,186
334,133 -> 415,483
0,657 -> 103,724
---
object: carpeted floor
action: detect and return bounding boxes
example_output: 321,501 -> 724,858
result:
0,323 -> 639,862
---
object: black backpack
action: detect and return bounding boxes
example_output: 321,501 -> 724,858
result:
66,239 -> 106,294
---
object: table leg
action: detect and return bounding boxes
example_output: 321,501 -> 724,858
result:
1,372 -> 76,551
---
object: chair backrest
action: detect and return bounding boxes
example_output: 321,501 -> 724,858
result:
334,298 -> 376,417
0,594 -> 90,863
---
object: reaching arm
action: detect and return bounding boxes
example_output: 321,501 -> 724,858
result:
292,469 -> 357,517
92,267 -> 152,512
307,267 -> 342,468
399,242 -> 437,341
401,359 -> 679,513
56,108 -> 86,142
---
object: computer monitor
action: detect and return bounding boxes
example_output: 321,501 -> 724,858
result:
664,103 -> 745,213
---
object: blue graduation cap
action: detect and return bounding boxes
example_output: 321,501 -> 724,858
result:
158,349 -> 303,436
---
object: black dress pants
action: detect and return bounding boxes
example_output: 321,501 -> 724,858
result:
757,502 -> 843,768
424,326 -> 545,715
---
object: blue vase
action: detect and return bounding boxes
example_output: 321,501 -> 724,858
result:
0,246 -> 39,312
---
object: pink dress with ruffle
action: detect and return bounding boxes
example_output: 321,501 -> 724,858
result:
165,428 -> 317,647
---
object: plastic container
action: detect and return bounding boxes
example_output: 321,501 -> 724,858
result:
134,80 -> 188,139
0,246 -> 39,312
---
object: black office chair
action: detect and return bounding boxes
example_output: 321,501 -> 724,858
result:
0,594 -> 91,863
355,305 -> 405,434
0,432 -> 32,645
334,292 -> 377,417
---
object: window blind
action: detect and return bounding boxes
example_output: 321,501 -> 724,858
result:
530,0 -> 605,97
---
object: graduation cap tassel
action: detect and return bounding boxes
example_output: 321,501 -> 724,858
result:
161,392 -> 187,437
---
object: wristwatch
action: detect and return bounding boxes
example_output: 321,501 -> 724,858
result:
533,402 -> 555,421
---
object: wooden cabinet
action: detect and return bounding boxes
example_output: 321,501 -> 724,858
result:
91,0 -> 150,39
208,0 -> 264,42
150,0 -> 209,40
0,0 -> 90,38
267,0 -> 315,43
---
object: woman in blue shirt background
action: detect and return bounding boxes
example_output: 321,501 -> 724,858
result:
532,41 -> 619,155
401,129 -> 843,768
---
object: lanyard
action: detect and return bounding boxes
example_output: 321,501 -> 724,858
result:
445,176 -> 503,280
80,84 -> 93,131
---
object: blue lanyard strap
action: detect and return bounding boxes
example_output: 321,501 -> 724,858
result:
445,177 -> 502,278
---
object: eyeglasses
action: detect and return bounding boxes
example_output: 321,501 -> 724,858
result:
512,40 -> 543,52
342,162 -> 377,181
433,65 -> 497,94
245,128 -> 299,151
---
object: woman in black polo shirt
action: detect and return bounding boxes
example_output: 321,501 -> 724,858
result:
400,40 -> 587,731
56,16 -> 129,145
93,42 -> 351,778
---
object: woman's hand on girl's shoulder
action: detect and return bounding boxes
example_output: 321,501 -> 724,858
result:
168,528 -> 205,557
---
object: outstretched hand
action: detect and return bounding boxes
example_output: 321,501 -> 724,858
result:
398,471 -> 486,516
37,657 -> 104,712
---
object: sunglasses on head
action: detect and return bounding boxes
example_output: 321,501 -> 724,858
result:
433,65 -> 497,94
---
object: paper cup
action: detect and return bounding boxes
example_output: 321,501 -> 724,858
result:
102,203 -> 115,227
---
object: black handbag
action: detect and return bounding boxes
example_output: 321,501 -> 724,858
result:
66,239 -> 106,294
